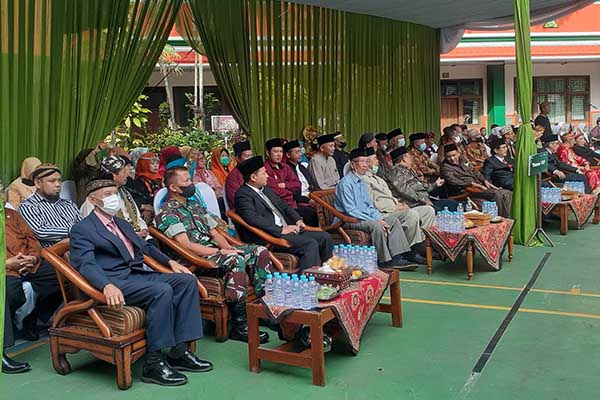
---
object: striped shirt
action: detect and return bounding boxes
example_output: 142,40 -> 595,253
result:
19,192 -> 82,248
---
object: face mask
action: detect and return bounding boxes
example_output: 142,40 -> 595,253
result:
418,143 -> 427,151
100,194 -> 120,216
45,194 -> 60,203
220,156 -> 230,167
300,147 -> 306,155
179,183 -> 196,198
397,138 -> 406,147
370,165 -> 379,174
380,144 -> 388,152
339,142 -> 347,149
453,136 -> 462,144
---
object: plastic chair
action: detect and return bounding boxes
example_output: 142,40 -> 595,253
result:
195,183 -> 220,217
60,180 -> 77,202
153,187 -> 168,215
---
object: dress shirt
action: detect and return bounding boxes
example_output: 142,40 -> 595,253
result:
334,172 -> 382,221
296,164 -> 311,197
246,184 -> 286,227
5,208 -> 42,276
362,172 -> 399,214
308,152 -> 340,190
94,210 -> 135,258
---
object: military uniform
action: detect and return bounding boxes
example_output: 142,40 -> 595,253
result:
156,198 -> 275,302
408,147 -> 439,183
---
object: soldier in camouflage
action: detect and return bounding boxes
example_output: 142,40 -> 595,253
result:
156,166 -> 272,344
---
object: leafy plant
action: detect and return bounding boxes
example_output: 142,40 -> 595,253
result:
108,94 -> 151,150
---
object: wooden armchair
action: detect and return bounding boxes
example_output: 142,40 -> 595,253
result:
308,189 -> 371,245
448,186 -> 483,202
148,226 -> 289,342
41,240 -> 203,390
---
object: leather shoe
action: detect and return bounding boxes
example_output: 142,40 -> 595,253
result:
296,327 -> 332,352
141,360 -> 188,386
386,255 -> 419,271
167,350 -> 213,373
404,251 -> 427,265
2,353 -> 31,374
230,327 -> 270,344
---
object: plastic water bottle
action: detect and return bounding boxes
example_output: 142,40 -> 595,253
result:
264,274 -> 274,304
301,277 -> 312,310
283,276 -> 292,307
370,246 -> 377,272
457,203 -> 464,213
309,276 -> 319,308
490,202 -> 498,218
466,200 -> 473,212
291,276 -> 302,309
332,245 -> 339,258
273,273 -> 284,306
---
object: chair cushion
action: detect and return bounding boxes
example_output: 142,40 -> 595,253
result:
197,276 -> 225,298
65,306 -> 145,336
331,230 -> 371,246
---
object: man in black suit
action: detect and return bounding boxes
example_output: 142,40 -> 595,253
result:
234,156 -> 333,270
539,134 -> 591,193
482,137 -> 514,190
69,178 -> 212,386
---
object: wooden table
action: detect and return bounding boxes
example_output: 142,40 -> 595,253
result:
246,270 -> 401,386
542,194 -> 598,235
424,220 -> 514,280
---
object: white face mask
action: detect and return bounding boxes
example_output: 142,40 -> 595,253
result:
453,136 -> 462,144
397,138 -> 406,147
100,194 -> 120,216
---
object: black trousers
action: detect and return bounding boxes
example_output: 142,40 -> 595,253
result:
276,231 -> 333,270
297,205 -> 319,227
112,272 -> 203,352
4,302 -> 15,348
6,260 -> 62,323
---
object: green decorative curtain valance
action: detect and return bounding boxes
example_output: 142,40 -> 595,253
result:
182,0 -> 440,149
0,0 -> 182,184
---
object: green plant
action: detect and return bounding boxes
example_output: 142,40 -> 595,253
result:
108,94 -> 151,150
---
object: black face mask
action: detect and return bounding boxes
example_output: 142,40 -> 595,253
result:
339,142 -> 347,149
45,194 -> 60,202
179,184 -> 196,198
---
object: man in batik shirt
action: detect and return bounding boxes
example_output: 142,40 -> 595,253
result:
156,166 -> 273,344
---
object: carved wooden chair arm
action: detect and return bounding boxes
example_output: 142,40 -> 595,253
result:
308,191 -> 360,224
149,226 -> 218,270
144,255 -> 209,299
226,210 -> 291,248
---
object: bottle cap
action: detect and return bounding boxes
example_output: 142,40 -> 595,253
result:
267,274 -> 273,279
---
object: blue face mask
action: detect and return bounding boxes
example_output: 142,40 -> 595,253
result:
397,138 -> 406,147
370,165 -> 379,174
418,143 -> 427,152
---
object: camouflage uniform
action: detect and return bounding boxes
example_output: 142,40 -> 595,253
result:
408,147 -> 440,183
156,198 -> 275,302
381,164 -> 436,208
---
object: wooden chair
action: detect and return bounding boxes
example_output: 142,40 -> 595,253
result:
448,186 -> 483,202
148,226 -> 290,342
41,241 -> 205,390
308,189 -> 371,245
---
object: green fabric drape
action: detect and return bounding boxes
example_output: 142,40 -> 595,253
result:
0,202 -> 5,352
182,0 -> 440,149
511,0 -> 538,245
0,0 -> 182,184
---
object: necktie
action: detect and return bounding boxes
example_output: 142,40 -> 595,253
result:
107,220 -> 135,258
258,190 -> 288,227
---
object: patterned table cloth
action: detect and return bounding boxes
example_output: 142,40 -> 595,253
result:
542,194 -> 598,228
260,269 -> 390,354
423,219 -> 515,270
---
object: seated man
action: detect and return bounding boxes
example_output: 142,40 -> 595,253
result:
383,147 -> 457,211
81,155 -> 148,238
284,139 -> 319,198
387,128 -> 406,151
264,138 -> 318,226
539,134 -> 591,193
5,192 -> 62,343
408,132 -> 440,183
375,133 -> 389,151
441,144 -> 512,217
335,149 -> 419,270
225,141 -> 254,209
333,133 -> 349,179
308,133 -> 340,189
482,138 -> 514,190
156,167 -> 273,343
501,126 -> 517,163
70,178 -> 212,386
362,148 -> 433,262
234,156 -> 333,270
19,163 -> 81,248
573,131 -> 600,166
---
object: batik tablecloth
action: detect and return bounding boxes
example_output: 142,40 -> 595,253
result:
542,194 -> 597,228
260,269 -> 390,354
423,219 -> 514,270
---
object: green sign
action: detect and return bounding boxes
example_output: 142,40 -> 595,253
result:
528,151 -> 548,176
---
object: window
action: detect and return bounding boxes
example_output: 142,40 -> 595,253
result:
441,79 -> 483,127
517,76 -> 590,124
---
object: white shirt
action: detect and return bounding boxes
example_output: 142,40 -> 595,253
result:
246,184 -> 283,227
296,164 -> 310,197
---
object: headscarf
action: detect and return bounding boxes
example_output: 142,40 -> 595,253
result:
20,157 -> 42,180
210,147 -> 235,186
129,147 -> 149,170
159,146 -> 181,176
135,152 -> 162,181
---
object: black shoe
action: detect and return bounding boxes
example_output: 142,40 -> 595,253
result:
141,359 -> 188,386
20,314 -> 39,342
229,302 -> 270,344
2,353 -> 31,374
296,327 -> 332,352
403,251 -> 427,265
166,350 -> 213,373
387,255 -> 419,271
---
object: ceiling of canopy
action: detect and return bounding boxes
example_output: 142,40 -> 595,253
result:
285,0 -> 588,29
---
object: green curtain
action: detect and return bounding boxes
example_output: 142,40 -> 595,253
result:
182,0 -> 440,149
0,202 -> 5,352
0,0 -> 182,184
511,0 -> 538,244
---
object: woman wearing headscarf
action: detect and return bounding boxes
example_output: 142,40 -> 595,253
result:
128,147 -> 149,176
126,152 -> 164,223
210,147 -> 235,186
193,151 -> 224,197
7,157 -> 41,207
